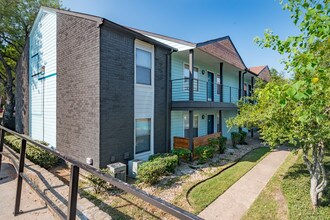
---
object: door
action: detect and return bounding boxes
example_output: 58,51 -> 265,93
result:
207,72 -> 214,101
207,115 -> 214,134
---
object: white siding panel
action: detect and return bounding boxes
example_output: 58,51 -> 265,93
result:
29,10 -> 57,148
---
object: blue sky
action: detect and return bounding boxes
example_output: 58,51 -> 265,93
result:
62,0 -> 300,77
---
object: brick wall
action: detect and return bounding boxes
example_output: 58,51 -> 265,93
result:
99,25 -> 135,167
15,40 -> 29,134
57,13 -> 101,166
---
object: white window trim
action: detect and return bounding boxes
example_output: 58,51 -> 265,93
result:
134,39 -> 154,160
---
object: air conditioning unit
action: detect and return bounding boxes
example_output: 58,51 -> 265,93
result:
128,159 -> 143,178
107,162 -> 127,182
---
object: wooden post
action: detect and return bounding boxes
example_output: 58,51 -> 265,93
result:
189,49 -> 194,101
220,63 -> 223,102
189,110 -> 194,160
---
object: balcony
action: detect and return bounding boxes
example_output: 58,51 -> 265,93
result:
171,78 -> 239,110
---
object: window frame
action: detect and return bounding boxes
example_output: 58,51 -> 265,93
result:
134,41 -> 154,87
135,118 -> 152,154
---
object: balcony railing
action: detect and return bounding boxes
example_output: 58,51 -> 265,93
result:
171,78 -> 239,103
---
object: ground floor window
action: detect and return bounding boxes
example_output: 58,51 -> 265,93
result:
136,118 -> 151,154
183,114 -> 198,138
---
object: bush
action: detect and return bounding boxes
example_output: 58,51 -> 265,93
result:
218,136 -> 227,154
172,148 -> 191,161
4,135 -> 59,169
208,138 -> 219,150
194,145 -> 216,163
231,132 -> 241,148
138,154 -> 178,185
239,131 -> 247,144
87,168 -> 112,194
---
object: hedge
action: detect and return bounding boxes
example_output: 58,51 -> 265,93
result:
4,134 -> 59,169
138,154 -> 178,185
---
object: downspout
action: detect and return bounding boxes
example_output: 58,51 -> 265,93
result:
165,49 -> 174,153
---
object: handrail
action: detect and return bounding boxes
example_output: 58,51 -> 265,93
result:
171,78 -> 239,89
0,125 -> 202,220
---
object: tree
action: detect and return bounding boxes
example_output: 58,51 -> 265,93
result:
0,0 -> 62,129
228,0 -> 329,207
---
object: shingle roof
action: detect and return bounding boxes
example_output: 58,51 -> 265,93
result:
248,65 -> 271,81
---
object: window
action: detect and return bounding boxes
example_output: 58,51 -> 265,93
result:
136,48 -> 152,85
183,64 -> 198,91
217,74 -> 221,95
183,114 -> 198,137
136,118 -> 151,154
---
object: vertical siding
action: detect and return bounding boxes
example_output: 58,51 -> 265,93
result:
29,11 -> 57,147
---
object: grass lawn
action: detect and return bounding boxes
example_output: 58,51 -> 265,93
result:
243,150 -> 330,220
188,147 -> 270,213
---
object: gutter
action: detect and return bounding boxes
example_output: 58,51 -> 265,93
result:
166,49 -> 174,153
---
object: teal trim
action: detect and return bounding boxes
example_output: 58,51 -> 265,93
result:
38,73 -> 57,80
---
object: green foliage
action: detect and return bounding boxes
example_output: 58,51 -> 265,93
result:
172,148 -> 191,160
239,131 -> 247,144
4,134 -> 59,169
0,0 -> 63,127
87,168 -> 112,194
230,0 -> 330,206
194,145 -> 216,164
231,132 -> 241,148
218,136 -> 227,154
138,154 -> 178,185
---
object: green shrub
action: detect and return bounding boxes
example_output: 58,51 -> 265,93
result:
194,145 -> 216,163
231,132 -> 241,148
172,148 -> 191,160
218,136 -> 227,154
239,131 -> 247,144
4,135 -> 59,169
149,153 -> 172,161
138,154 -> 178,185
87,168 -> 112,194
208,138 -> 219,150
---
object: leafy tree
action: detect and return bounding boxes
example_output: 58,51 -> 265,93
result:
228,0 -> 329,207
0,0 -> 62,129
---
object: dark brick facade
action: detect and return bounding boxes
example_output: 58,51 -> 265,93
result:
56,13 -> 101,166
15,40 -> 30,135
99,25 -> 135,167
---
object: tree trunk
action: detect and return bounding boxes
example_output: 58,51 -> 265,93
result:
310,175 -> 319,206
2,81 -> 15,130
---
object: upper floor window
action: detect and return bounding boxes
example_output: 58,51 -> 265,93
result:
136,48 -> 152,85
183,64 -> 198,91
216,74 -> 221,94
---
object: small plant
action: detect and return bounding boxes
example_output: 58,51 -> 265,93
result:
194,145 -> 216,164
231,132 -> 241,148
138,154 -> 179,185
239,131 -> 247,144
218,136 -> 227,154
172,148 -> 191,161
87,168 -> 112,194
208,138 -> 219,150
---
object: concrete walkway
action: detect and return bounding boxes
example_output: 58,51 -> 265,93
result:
0,158 -> 54,220
199,147 -> 290,220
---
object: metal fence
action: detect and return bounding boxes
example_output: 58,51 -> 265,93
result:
0,125 -> 202,220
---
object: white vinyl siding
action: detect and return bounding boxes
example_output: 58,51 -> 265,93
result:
134,40 -> 154,160
29,10 -> 57,148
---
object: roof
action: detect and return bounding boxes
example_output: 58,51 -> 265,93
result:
197,37 -> 246,70
39,6 -> 177,51
248,65 -> 271,81
131,28 -> 247,70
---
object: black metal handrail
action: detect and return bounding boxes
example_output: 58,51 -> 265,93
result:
0,125 -> 202,220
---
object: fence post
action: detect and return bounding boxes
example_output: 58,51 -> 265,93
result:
14,139 -> 27,216
67,165 -> 79,220
0,129 -> 5,174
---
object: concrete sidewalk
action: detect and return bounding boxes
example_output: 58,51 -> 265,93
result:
0,158 -> 54,220
199,148 -> 290,220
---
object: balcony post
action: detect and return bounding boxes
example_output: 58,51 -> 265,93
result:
238,71 -> 242,100
218,110 -> 222,133
219,62 -> 223,102
189,49 -> 194,101
251,76 -> 254,137
189,110 -> 194,161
